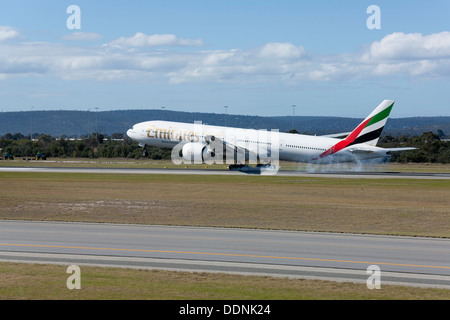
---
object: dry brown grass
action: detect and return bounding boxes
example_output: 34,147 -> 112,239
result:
0,172 -> 449,237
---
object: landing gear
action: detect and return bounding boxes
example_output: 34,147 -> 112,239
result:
228,164 -> 246,170
142,145 -> 149,157
229,163 -> 272,170
228,163 -> 278,174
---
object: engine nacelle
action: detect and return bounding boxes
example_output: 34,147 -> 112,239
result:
181,142 -> 212,163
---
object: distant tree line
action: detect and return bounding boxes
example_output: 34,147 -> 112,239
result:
2,109 -> 450,138
378,132 -> 450,163
0,131 -> 449,163
0,133 -> 171,160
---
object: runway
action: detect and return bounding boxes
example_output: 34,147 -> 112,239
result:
0,220 -> 449,289
1,166 -> 450,179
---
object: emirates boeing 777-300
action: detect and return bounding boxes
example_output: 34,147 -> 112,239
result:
126,100 -> 415,172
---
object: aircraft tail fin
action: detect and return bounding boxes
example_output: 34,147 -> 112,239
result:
346,100 -> 394,147
314,100 -> 394,160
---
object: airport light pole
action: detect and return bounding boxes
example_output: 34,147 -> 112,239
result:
224,106 -> 228,126
87,108 -> 91,136
95,107 -> 99,141
30,106 -> 33,140
292,105 -> 296,130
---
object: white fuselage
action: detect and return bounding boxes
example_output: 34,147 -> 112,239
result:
127,120 -> 389,163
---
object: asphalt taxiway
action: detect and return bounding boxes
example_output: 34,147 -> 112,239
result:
0,221 -> 449,288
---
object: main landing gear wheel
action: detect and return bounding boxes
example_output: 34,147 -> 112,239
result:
143,146 -> 149,157
228,164 -> 246,170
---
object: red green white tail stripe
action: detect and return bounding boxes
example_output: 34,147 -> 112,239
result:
314,100 -> 394,160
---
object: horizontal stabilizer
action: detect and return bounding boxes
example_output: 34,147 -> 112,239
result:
347,148 -> 377,155
321,132 -> 352,138
384,147 -> 417,153
346,146 -> 417,156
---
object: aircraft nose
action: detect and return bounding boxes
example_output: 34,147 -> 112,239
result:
127,128 -> 136,139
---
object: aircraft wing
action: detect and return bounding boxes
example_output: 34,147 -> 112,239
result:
204,135 -> 261,163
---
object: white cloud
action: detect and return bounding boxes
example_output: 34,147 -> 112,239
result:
167,43 -> 309,84
1,29 -> 450,84
310,31 -> 450,82
367,31 -> 450,60
257,42 -> 305,60
0,26 -> 21,41
107,32 -> 203,48
61,32 -> 102,41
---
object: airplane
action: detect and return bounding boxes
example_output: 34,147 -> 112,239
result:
126,100 -> 416,171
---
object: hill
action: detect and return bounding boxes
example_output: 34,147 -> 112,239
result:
0,109 -> 449,137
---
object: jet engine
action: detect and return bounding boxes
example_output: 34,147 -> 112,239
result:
181,142 -> 215,163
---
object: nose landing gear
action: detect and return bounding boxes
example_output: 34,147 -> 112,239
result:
142,145 -> 149,157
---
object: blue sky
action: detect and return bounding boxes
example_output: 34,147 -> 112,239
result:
1,0 -> 450,118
